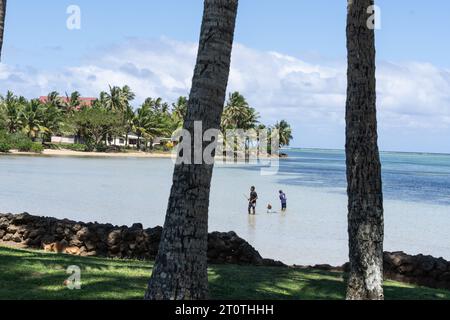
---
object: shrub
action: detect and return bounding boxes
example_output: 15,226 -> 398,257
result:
0,142 -> 11,153
30,143 -> 44,154
7,133 -> 34,151
15,139 -> 34,152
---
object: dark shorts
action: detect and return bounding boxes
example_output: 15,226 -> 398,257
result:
281,203 -> 287,209
249,202 -> 256,210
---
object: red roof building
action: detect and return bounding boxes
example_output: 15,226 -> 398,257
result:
38,96 -> 97,109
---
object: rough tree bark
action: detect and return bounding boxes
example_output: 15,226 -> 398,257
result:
145,0 -> 238,300
345,0 -> 384,300
0,0 -> 6,61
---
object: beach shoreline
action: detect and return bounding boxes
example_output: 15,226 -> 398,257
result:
2,149 -> 175,159
1,149 -> 283,160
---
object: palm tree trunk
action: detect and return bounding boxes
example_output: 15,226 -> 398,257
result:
145,0 -> 238,300
345,0 -> 384,300
0,0 -> 6,61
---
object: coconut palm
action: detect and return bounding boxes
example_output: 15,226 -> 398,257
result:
104,85 -> 135,116
0,91 -> 23,133
0,0 -> 6,61
103,86 -> 135,145
221,92 -> 259,160
64,91 -> 82,111
40,103 -> 63,143
221,92 -> 259,130
145,0 -> 239,300
45,92 -> 65,110
133,104 -> 168,150
171,96 -> 188,128
345,0 -> 384,300
273,120 -> 293,147
20,100 -> 43,141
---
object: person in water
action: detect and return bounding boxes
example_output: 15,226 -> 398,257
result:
248,186 -> 258,215
279,190 -> 287,211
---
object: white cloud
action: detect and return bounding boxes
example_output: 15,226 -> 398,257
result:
1,37 -> 450,151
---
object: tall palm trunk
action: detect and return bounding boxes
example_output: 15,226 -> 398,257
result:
345,0 -> 384,300
145,0 -> 238,300
0,0 -> 6,61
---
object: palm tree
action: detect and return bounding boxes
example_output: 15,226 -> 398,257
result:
221,92 -> 259,160
345,0 -> 384,300
273,120 -> 293,147
221,92 -> 259,130
41,102 -> 63,143
0,0 -> 6,61
20,100 -> 43,141
65,91 -> 82,111
104,85 -> 135,145
0,91 -> 23,133
46,92 -> 65,110
104,85 -> 135,115
172,96 -> 188,128
145,0 -> 239,300
133,104 -> 168,150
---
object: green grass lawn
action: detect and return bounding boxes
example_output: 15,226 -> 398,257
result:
0,246 -> 449,300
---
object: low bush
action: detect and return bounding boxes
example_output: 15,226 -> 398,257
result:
0,142 -> 11,153
30,143 -> 44,153
15,139 -> 34,152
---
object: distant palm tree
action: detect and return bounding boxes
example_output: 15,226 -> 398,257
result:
133,104 -> 168,150
20,100 -> 43,141
345,0 -> 384,300
0,91 -> 22,133
172,96 -> 188,128
273,120 -> 293,147
41,103 -> 63,143
65,91 -> 82,111
145,0 -> 239,300
104,85 -> 135,144
104,85 -> 135,115
46,92 -> 66,110
0,0 -> 6,61
221,92 -> 259,130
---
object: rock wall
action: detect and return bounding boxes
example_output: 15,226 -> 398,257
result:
0,213 -> 284,267
382,251 -> 450,290
1,213 -> 450,290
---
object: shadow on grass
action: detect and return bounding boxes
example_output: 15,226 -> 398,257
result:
0,246 -> 152,300
208,264 -> 450,300
1,246 -> 449,300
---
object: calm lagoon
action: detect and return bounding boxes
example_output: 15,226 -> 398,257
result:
1,149 -> 449,265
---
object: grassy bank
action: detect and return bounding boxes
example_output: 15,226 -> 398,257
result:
0,246 -> 449,300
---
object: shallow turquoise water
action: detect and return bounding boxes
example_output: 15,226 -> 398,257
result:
0,149 -> 449,265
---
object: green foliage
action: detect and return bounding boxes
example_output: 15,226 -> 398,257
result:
1,88 -> 294,153
221,92 -> 260,130
70,105 -> 122,151
15,139 -> 33,152
273,120 -> 293,147
0,131 -> 38,152
0,141 -> 11,153
30,143 -> 44,153
0,246 -> 449,300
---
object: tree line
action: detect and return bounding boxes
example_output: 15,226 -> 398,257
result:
0,88 -> 293,152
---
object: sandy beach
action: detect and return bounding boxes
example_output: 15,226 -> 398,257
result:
3,149 -> 282,160
6,149 -> 175,158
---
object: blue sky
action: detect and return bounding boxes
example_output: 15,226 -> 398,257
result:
1,0 -> 450,153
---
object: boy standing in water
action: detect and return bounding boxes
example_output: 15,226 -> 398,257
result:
279,190 -> 287,212
248,186 -> 258,215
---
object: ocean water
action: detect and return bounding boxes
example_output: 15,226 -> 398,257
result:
0,149 -> 449,265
